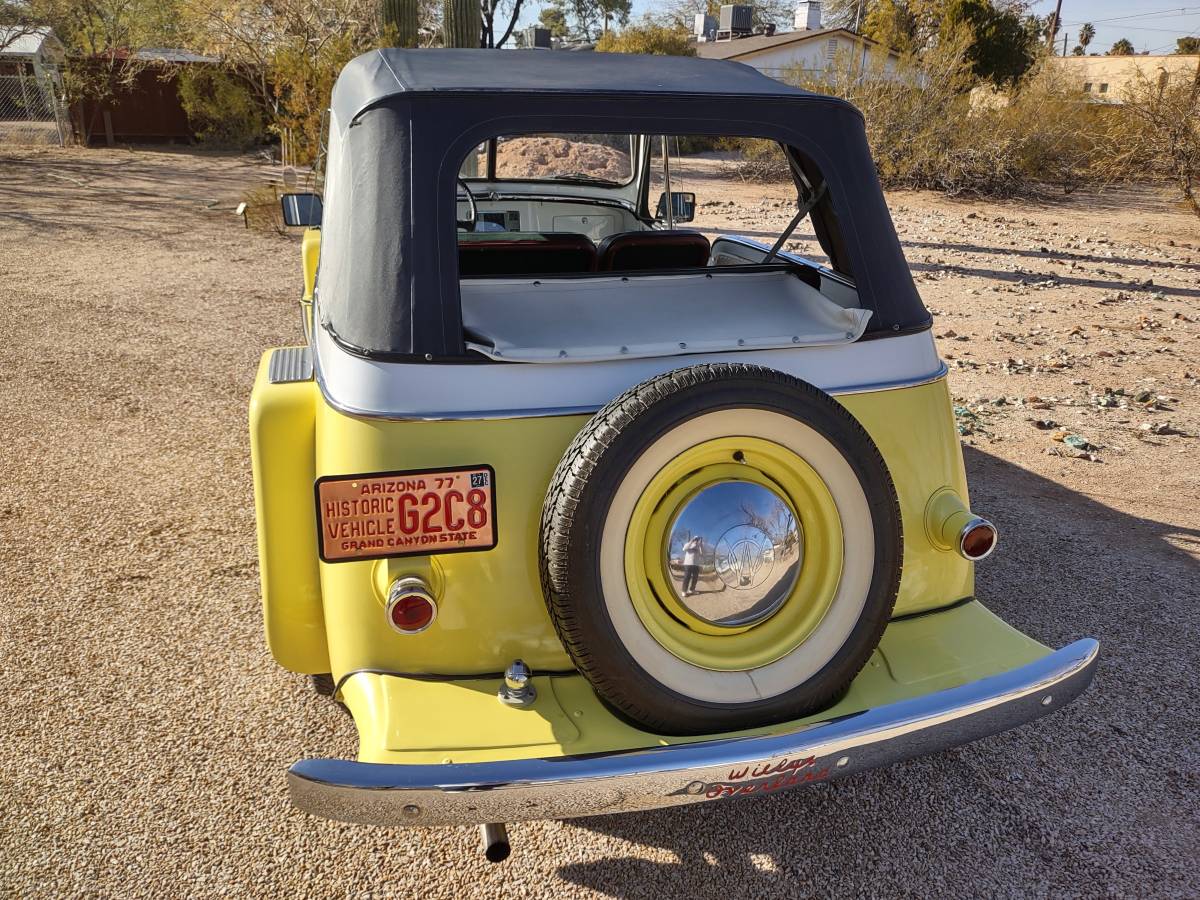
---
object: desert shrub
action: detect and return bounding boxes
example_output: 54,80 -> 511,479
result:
1103,67 -> 1200,216
241,183 -> 286,233
776,29 -> 1109,198
934,62 -> 1111,196
595,21 -> 695,56
719,137 -> 792,182
185,0 -> 386,165
178,67 -> 268,148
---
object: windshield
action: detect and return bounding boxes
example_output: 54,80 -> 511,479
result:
460,134 -> 636,186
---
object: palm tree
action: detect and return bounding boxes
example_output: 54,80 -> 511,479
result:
1078,22 -> 1095,54
1109,37 -> 1134,56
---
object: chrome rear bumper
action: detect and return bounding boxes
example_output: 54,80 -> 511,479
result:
287,638 -> 1098,827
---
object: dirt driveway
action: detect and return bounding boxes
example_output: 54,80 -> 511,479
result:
1,147 -> 1197,898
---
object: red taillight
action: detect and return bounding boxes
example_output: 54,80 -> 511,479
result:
959,519 -> 998,561
386,579 -> 437,634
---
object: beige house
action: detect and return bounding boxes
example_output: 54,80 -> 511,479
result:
1048,54 -> 1200,102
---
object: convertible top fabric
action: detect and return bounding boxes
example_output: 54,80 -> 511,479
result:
318,49 -> 930,360
330,49 -> 845,132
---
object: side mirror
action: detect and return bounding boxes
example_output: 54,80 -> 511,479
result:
655,191 -> 696,224
281,193 -> 323,228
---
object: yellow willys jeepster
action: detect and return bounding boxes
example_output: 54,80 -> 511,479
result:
252,49 -> 1098,861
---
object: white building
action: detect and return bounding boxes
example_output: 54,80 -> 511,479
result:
0,26 -> 65,79
695,3 -> 900,84
0,27 -> 68,144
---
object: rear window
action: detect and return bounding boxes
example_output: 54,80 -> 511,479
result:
461,134 -> 636,186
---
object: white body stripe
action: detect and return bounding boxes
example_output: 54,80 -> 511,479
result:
313,324 -> 942,420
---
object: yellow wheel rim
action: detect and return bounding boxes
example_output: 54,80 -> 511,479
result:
623,436 -> 844,672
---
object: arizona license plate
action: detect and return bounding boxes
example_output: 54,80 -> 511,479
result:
315,465 -> 496,562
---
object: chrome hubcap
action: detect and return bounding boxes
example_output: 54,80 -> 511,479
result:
665,480 -> 802,627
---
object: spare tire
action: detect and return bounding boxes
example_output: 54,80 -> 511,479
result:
539,363 -> 902,735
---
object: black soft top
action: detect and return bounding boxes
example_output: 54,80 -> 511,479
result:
319,49 -> 929,360
330,48 -> 855,130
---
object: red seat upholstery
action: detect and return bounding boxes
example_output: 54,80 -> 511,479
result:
458,232 -> 597,277
596,230 -> 711,272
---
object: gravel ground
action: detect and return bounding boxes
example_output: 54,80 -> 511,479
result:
1,147 -> 1197,899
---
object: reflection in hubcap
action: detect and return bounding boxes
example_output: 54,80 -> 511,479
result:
665,480 -> 802,627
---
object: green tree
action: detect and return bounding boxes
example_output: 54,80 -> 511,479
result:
821,0 -> 869,29
1078,21 -> 1094,53
857,0 -> 972,53
941,0 -> 1036,85
549,0 -> 629,40
1109,38 -> 1134,56
1176,36 -> 1200,54
31,0 -> 182,102
184,0 -> 387,162
537,4 -> 568,36
178,66 -> 266,147
595,20 -> 694,54
862,0 -> 921,53
1,2 -> 38,52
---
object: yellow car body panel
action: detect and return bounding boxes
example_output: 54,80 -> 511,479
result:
249,352 -> 328,673
301,228 -> 320,302
251,363 -> 975,679
839,378 -> 974,617
343,600 -> 1046,765
312,398 -> 584,676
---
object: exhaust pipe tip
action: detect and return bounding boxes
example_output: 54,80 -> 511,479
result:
480,823 -> 511,863
958,517 -> 998,561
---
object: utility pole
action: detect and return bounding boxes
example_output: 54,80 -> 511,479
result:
1062,32 -> 1068,57
1046,0 -> 1063,50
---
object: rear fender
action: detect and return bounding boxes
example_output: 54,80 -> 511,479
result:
250,350 -> 328,673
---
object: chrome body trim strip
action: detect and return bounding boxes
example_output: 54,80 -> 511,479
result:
823,360 -> 948,397
287,637 -> 1099,827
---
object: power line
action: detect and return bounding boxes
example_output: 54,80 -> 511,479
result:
1088,22 -> 1200,34
1062,7 -> 1200,27
1147,24 -> 1200,53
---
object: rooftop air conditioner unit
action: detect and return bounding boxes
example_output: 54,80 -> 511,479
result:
523,26 -> 551,49
718,4 -> 754,39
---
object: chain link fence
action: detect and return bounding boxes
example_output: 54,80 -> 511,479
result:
0,70 -> 69,145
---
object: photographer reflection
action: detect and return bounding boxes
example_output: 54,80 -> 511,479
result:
681,535 -> 703,597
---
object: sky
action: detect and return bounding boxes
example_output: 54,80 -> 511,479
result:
514,1 -> 1200,57
1043,1 -> 1200,55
